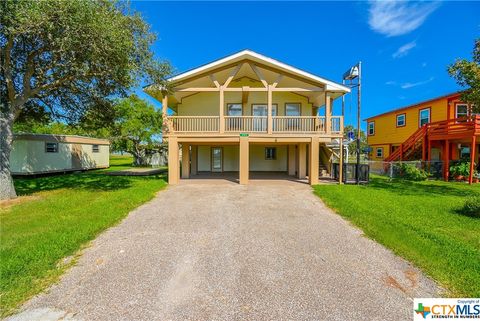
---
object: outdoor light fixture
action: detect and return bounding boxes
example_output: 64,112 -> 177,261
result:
343,62 -> 362,184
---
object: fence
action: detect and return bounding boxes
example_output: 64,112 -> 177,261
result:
366,160 -> 445,180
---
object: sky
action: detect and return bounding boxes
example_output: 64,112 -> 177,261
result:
131,1 -> 480,128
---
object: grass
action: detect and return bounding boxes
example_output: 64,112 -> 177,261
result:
0,155 -> 167,316
313,176 -> 480,297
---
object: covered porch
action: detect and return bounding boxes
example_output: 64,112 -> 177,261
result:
167,136 -> 343,186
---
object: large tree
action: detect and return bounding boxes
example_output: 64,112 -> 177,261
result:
448,38 -> 480,112
0,0 -> 171,199
111,95 -> 162,166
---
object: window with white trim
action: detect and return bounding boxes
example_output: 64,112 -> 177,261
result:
396,114 -> 406,127
376,147 -> 383,158
455,104 -> 468,119
265,147 -> 276,160
227,103 -> 242,116
45,142 -> 58,153
368,121 -> 375,136
419,108 -> 430,127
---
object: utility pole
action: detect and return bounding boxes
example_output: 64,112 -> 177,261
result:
356,62 -> 362,185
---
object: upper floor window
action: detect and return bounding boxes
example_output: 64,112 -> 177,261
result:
252,104 -> 277,116
45,142 -> 58,153
396,114 -> 406,127
419,108 -> 430,127
285,103 -> 301,116
455,104 -> 468,119
227,103 -> 242,116
367,121 -> 375,136
92,145 -> 100,153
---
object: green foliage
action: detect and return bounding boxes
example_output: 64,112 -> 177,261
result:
449,161 -> 471,178
0,156 -> 167,316
448,38 -> 480,112
313,176 -> 480,297
460,196 -> 480,218
397,163 -> 429,181
111,95 -> 163,165
1,0 -> 171,119
343,124 -> 368,156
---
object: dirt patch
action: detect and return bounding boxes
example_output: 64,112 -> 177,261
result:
0,195 -> 41,209
384,275 -> 408,294
404,269 -> 419,288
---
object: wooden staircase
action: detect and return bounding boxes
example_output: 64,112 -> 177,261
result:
385,115 -> 480,162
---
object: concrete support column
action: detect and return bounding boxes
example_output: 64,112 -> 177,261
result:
288,144 -> 296,176
309,137 -> 319,185
168,136 -> 179,185
298,143 -> 307,179
339,139 -> 344,184
181,143 -> 190,179
191,145 -> 197,175
239,136 -> 249,184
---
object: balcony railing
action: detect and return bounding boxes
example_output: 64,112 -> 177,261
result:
167,115 -> 343,135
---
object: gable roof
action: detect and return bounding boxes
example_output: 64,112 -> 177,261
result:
167,49 -> 350,93
364,92 -> 461,121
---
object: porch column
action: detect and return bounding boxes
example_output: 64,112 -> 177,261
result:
162,94 -> 169,135
469,136 -> 477,184
288,144 -> 296,176
325,93 -> 331,135
443,139 -> 450,181
181,143 -> 190,179
267,85 -> 273,134
298,143 -> 307,179
339,138 -> 344,184
309,137 -> 319,185
219,86 -> 225,133
239,136 -> 249,184
191,145 -> 198,175
168,136 -> 179,185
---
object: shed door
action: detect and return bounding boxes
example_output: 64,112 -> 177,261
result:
71,144 -> 82,169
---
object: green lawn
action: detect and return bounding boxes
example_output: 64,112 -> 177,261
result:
0,155 -> 167,316
314,176 -> 480,297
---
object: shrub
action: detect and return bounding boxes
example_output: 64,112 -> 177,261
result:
450,161 -> 471,178
397,163 -> 429,181
460,195 -> 480,218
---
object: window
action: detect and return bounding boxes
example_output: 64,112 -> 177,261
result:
45,142 -> 58,153
92,144 -> 100,153
419,108 -> 430,127
376,147 -> 383,158
285,103 -> 301,116
227,103 -> 242,116
252,104 -> 277,116
265,147 -> 276,160
455,104 -> 468,119
396,114 -> 406,127
367,121 -> 375,136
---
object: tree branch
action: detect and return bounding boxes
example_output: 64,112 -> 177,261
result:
3,36 -> 15,104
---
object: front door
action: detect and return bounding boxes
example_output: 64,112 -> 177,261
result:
211,147 -> 222,172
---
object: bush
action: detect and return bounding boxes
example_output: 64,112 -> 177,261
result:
460,196 -> 480,218
397,163 -> 429,181
450,161 -> 471,178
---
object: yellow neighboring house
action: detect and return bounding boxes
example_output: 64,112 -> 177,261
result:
145,50 -> 350,185
365,92 -> 479,182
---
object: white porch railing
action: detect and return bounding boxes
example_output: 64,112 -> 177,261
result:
170,116 -> 219,132
272,116 -> 325,133
225,116 -> 267,132
166,115 -> 343,134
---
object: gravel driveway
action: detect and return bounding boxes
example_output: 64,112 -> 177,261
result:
9,179 -> 439,321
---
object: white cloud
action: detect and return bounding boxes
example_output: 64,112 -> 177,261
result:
368,1 -> 440,37
401,77 -> 434,89
385,80 -> 396,85
392,41 -> 416,58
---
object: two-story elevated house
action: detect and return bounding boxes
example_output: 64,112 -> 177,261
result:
365,92 -> 479,183
145,50 -> 350,185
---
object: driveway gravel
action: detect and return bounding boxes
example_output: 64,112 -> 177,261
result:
8,178 -> 440,321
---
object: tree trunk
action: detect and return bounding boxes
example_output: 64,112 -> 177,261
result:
0,110 -> 17,200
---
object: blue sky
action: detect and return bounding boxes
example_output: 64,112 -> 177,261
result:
131,1 -> 479,128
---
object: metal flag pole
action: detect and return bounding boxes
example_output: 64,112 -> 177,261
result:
356,62 -> 362,185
